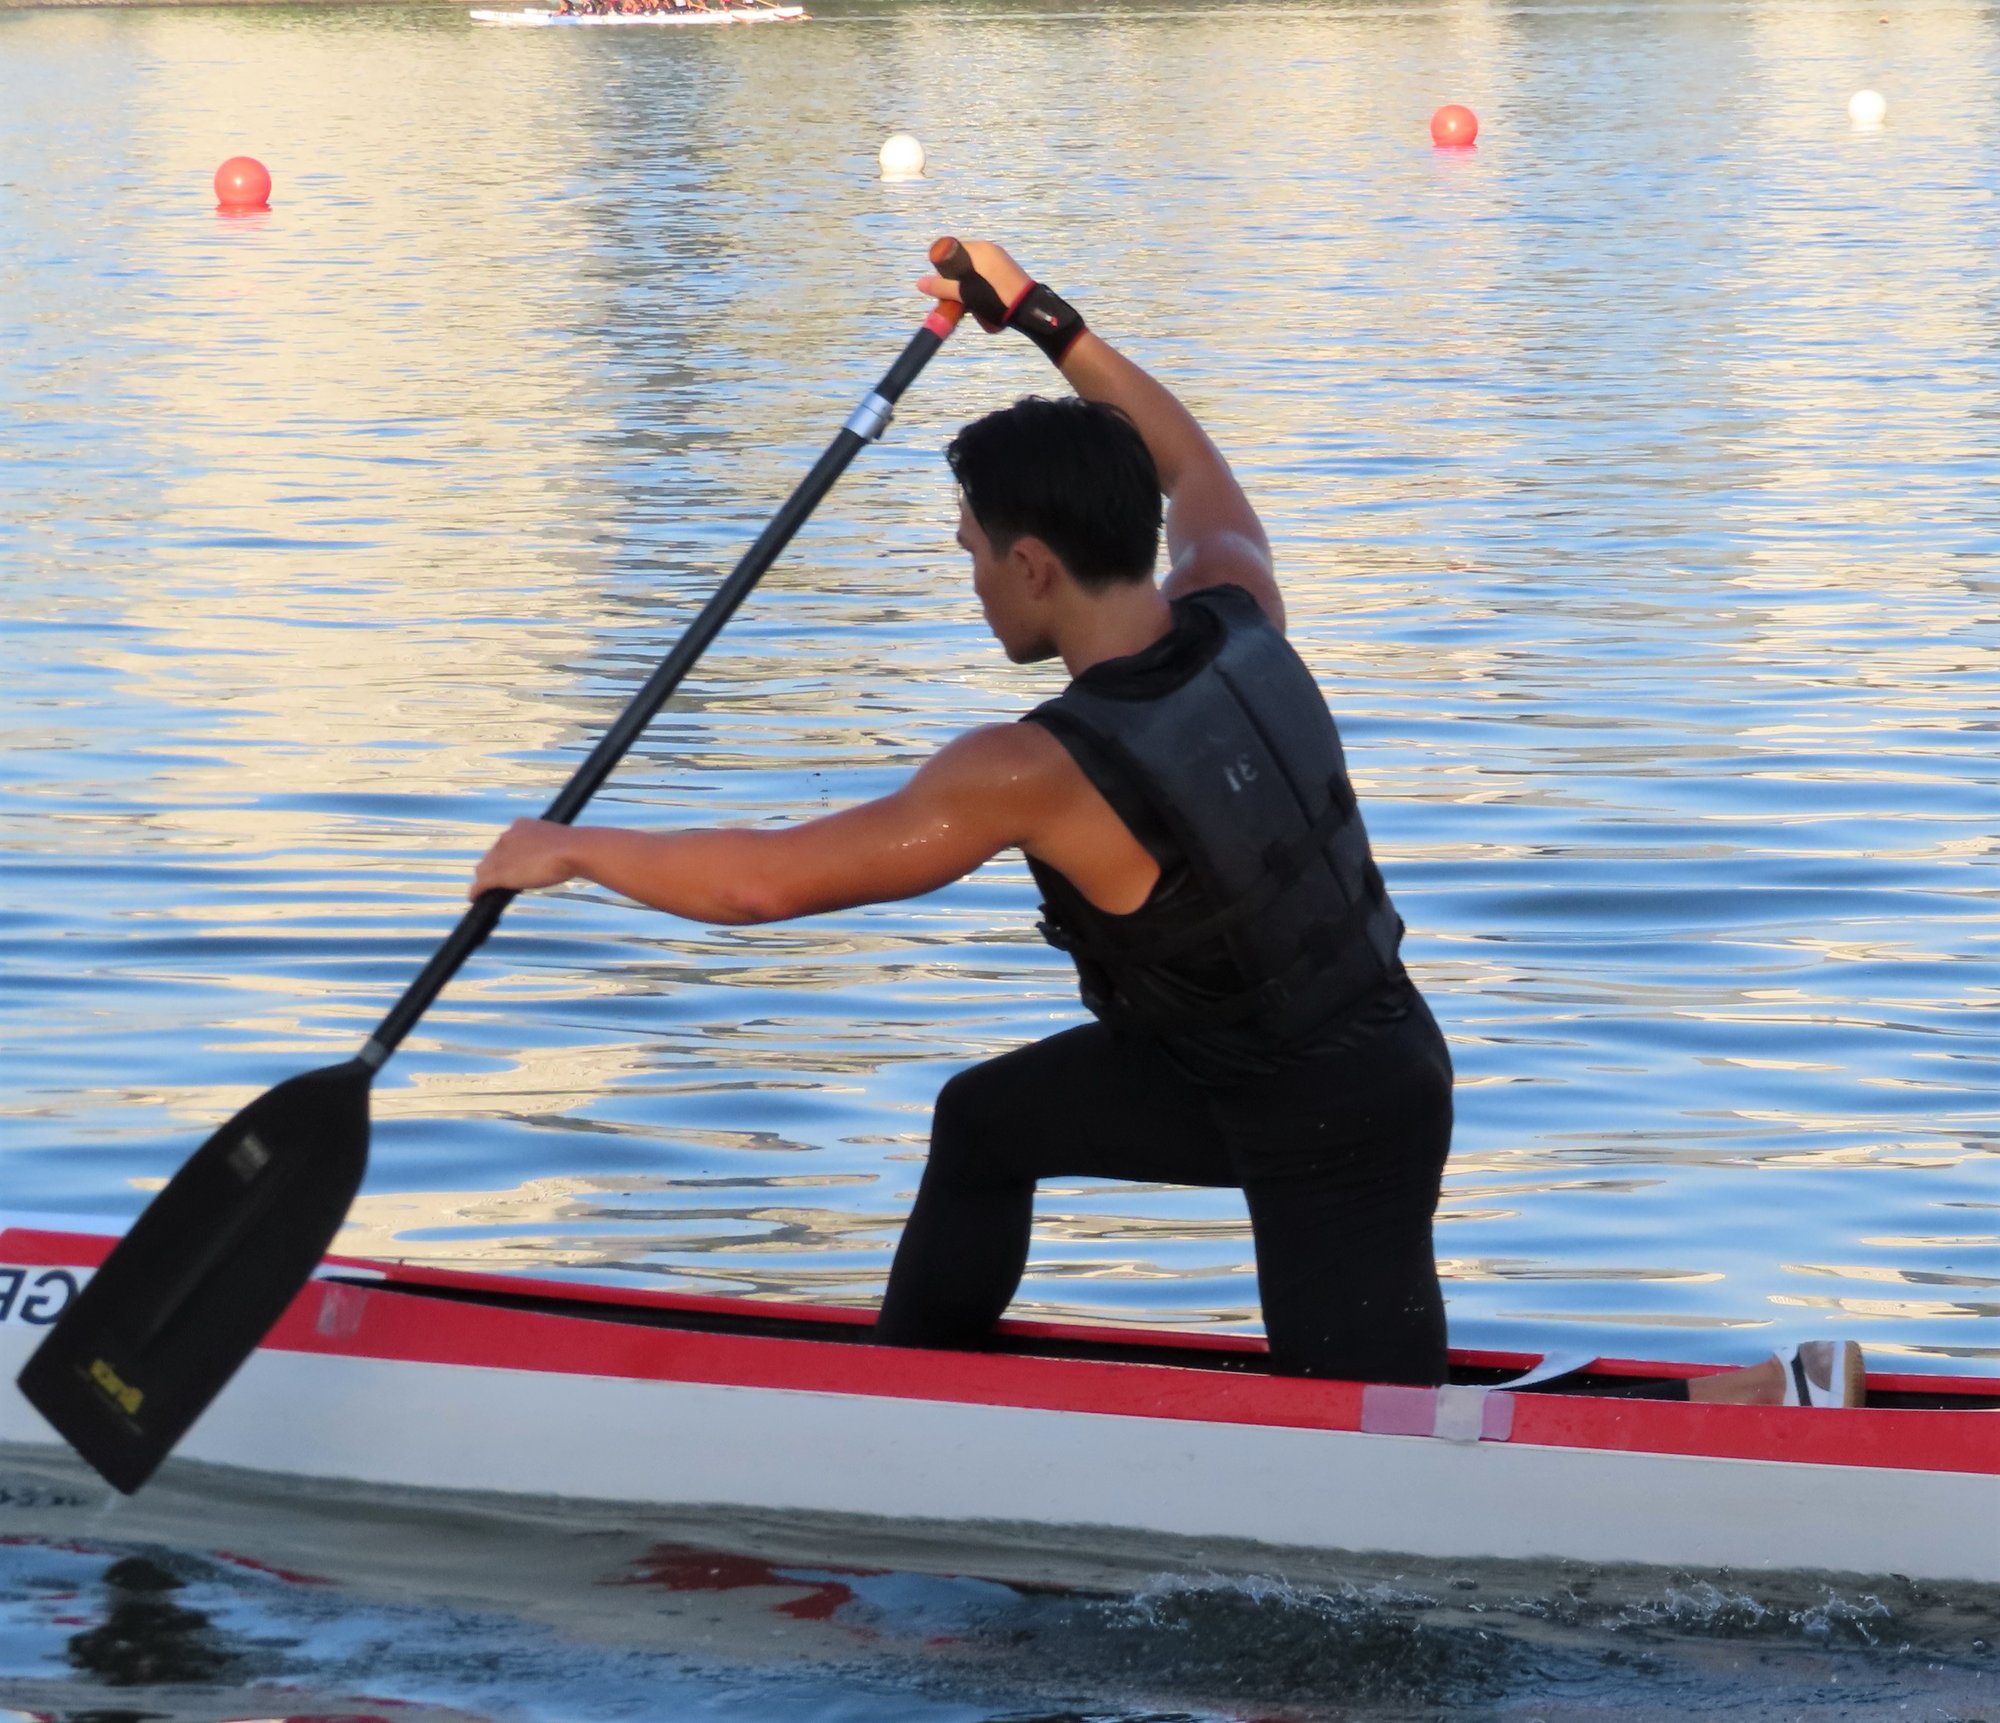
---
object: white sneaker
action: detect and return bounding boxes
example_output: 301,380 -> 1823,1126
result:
1775,1339 -> 1865,1408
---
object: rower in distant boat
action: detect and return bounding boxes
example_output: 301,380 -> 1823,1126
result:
468,238 -> 1862,1408
469,0 -> 801,22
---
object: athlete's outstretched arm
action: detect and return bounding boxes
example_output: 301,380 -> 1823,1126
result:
918,241 -> 1282,631
469,725 -> 1073,923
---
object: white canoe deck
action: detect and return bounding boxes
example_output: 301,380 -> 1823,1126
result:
4,1223 -> 1995,1585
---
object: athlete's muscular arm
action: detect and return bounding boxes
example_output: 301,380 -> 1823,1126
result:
1059,336 -> 1281,629
468,724 -> 1158,923
918,241 -> 1282,633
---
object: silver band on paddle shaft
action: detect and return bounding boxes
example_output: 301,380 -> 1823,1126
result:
843,391 -> 895,442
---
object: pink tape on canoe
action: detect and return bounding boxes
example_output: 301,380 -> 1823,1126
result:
1358,1384 -> 1436,1437
1359,1384 -> 1515,1443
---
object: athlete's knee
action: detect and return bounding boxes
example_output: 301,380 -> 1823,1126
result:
925,1064 -> 1002,1183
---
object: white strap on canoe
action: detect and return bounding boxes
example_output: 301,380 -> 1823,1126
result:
1494,1349 -> 1600,1390
1358,1353 -> 1600,1444
1432,1384 -> 1492,1442
1361,1382 -> 1512,1442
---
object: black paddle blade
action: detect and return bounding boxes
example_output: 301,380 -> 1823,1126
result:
17,1058 -> 373,1494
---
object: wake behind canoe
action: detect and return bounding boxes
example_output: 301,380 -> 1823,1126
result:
4,1219 -> 1994,1585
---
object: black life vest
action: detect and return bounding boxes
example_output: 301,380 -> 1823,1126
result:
1024,585 -> 1403,1049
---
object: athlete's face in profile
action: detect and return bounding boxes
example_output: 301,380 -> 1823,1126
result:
957,494 -> 1058,664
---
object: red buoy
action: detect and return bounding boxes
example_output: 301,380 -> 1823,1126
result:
1429,105 -> 1479,148
214,156 -> 272,211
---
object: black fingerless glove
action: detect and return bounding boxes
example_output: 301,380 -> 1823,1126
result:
1004,282 -> 1088,364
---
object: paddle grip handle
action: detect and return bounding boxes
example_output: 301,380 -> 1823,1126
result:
360,305 -> 964,1069
929,236 -> 1012,331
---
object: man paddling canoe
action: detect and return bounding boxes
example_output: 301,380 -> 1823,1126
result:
470,240 -> 1859,1407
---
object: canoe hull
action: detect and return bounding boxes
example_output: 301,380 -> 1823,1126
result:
10,1345 -> 1990,1583
5,1224 -> 1995,1584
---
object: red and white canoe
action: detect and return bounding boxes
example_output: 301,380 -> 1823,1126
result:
3,1218 -> 1994,1584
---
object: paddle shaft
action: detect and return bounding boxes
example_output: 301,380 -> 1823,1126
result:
360,304 -> 964,1069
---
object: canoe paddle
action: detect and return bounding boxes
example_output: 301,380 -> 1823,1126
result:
19,284 -> 969,1494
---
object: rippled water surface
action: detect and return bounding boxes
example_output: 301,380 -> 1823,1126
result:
1,0 -> 1998,1712
3,0 -> 1997,1365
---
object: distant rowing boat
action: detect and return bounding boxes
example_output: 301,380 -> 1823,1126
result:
469,5 -> 805,23
4,1216 -> 1995,1584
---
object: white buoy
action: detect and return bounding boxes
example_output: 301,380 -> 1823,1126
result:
878,132 -> 926,181
1848,88 -> 1887,128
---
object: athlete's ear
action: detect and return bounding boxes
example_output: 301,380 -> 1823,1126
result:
1010,535 -> 1065,601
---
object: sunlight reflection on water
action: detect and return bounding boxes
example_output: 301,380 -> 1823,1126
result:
0,0 -> 1994,1372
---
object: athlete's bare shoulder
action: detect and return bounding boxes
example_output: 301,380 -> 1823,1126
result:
907,720 -> 1104,855
920,720 -> 1158,914
1161,535 -> 1285,633
917,719 -> 1073,794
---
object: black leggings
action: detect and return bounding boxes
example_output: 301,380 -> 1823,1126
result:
876,996 -> 1455,1386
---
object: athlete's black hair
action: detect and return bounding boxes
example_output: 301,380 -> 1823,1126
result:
946,396 -> 1162,590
